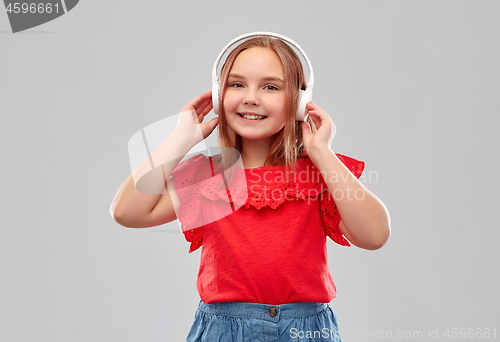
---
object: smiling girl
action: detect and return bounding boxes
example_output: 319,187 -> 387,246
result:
111,33 -> 390,342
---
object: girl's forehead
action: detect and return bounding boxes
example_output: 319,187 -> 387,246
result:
230,47 -> 284,77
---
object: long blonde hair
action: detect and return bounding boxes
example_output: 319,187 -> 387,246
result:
215,36 -> 316,177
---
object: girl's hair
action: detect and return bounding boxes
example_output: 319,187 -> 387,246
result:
216,36 -> 317,175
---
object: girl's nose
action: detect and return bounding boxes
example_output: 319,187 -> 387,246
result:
243,90 -> 259,106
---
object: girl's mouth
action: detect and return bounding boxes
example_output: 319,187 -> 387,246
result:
238,113 -> 267,120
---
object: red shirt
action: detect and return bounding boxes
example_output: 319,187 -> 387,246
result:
172,153 -> 364,305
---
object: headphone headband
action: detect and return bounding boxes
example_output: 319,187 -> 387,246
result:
212,31 -> 314,89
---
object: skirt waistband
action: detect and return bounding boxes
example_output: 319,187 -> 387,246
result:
197,300 -> 328,321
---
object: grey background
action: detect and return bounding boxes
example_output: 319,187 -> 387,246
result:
1,1 -> 499,341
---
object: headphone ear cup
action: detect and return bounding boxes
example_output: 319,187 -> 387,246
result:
212,81 -> 220,115
296,89 -> 312,121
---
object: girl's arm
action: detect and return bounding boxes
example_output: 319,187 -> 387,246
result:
302,102 -> 391,250
110,90 -> 218,228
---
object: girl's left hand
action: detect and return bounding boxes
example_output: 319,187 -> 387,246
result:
301,101 -> 336,153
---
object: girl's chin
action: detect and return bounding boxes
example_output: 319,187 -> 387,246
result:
240,136 -> 271,142
237,131 -> 280,142
227,122 -> 283,142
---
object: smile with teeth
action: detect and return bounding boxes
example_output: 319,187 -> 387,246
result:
239,113 -> 267,120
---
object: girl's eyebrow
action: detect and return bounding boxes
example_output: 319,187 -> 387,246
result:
228,73 -> 284,83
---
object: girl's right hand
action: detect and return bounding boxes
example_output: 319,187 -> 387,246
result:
176,90 -> 219,144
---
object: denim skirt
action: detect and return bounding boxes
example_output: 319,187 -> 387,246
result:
186,301 -> 342,342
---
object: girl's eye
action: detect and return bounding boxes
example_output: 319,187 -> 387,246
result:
230,82 -> 243,88
264,85 -> 279,90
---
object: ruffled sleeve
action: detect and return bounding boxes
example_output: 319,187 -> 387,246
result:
320,153 -> 365,247
171,154 -> 212,253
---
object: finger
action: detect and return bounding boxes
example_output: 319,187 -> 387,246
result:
189,90 -> 212,110
208,116 -> 219,130
193,96 -> 212,116
197,99 -> 213,121
305,101 -> 316,110
201,117 -> 219,139
196,99 -> 212,118
307,110 -> 323,129
301,119 -> 311,132
306,102 -> 326,123
181,93 -> 211,114
306,101 -> 322,113
301,120 -> 312,140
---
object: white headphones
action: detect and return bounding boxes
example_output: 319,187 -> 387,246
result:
211,32 -> 314,121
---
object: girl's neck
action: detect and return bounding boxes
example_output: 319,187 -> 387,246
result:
240,137 -> 273,169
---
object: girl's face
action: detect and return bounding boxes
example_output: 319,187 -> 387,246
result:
223,47 -> 287,143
